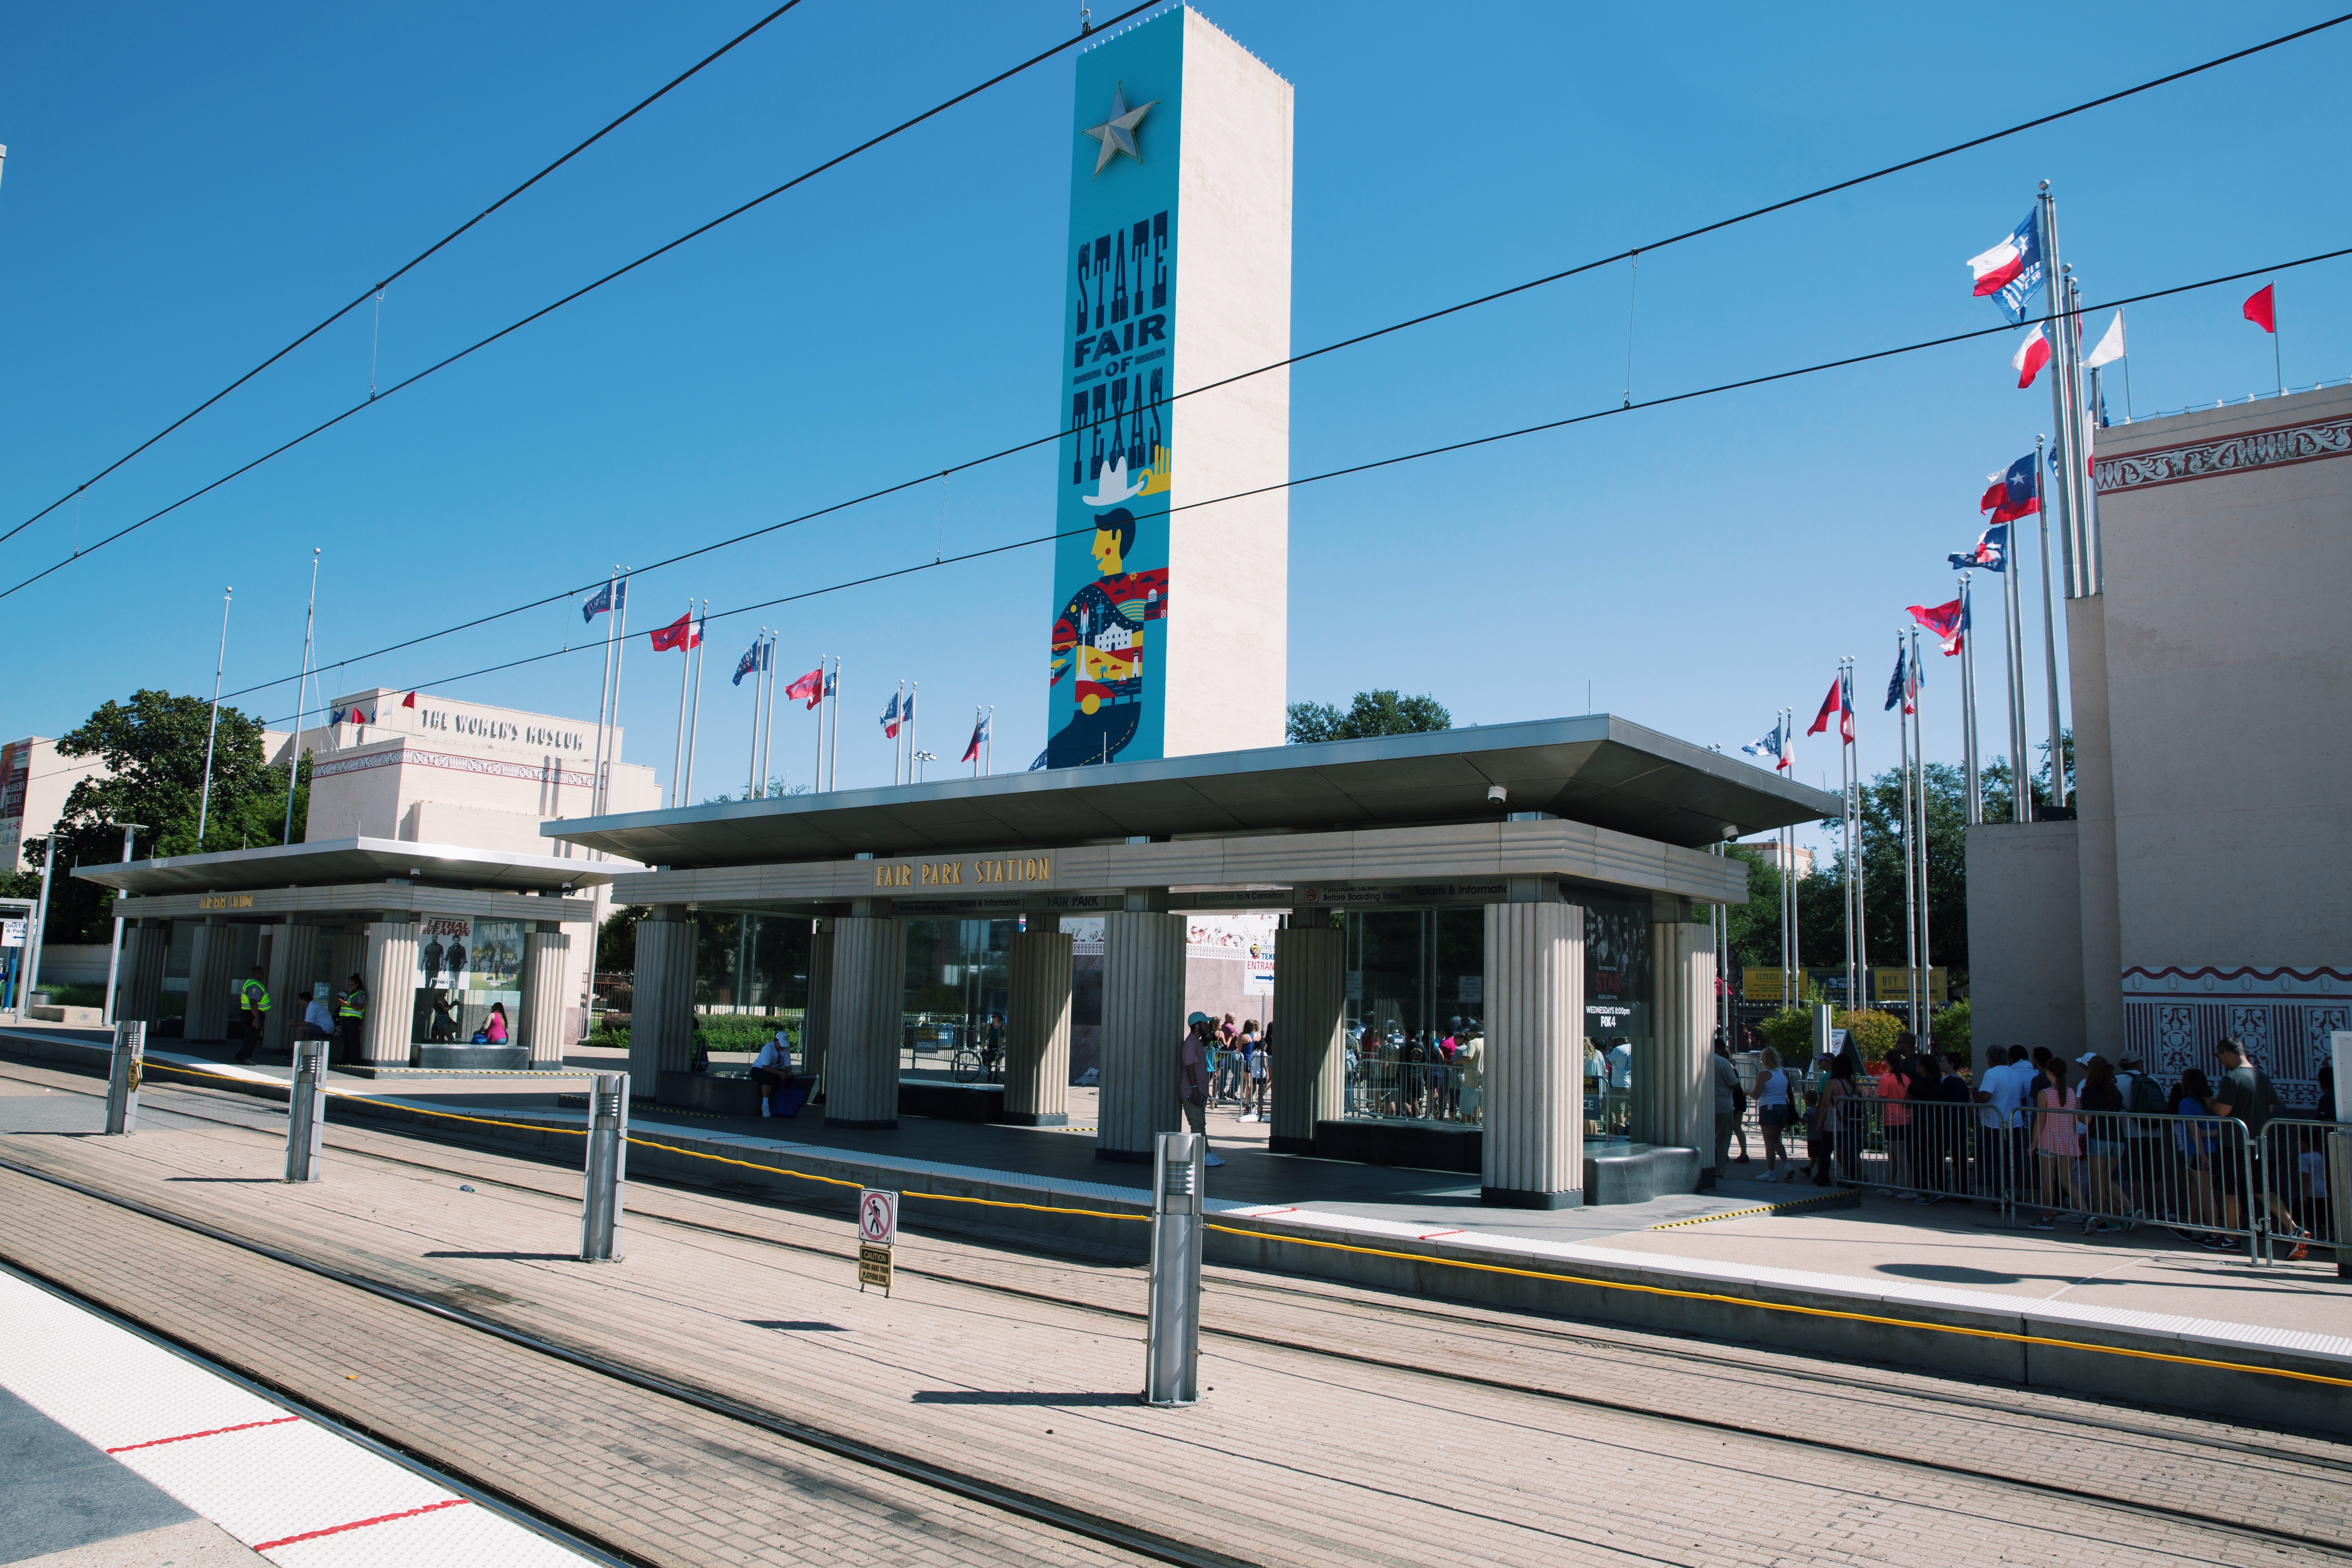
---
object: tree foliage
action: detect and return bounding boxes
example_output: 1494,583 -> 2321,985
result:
1286,689 -> 1452,744
0,690 -> 309,942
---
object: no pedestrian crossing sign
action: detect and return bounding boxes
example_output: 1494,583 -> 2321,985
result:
858,1188 -> 898,1294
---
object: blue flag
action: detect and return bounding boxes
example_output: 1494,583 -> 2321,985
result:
1884,645 -> 1907,713
732,637 -> 764,686
582,577 -> 626,624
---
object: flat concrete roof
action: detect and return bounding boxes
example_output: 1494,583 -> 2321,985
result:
544,715 -> 1837,869
75,837 -> 615,897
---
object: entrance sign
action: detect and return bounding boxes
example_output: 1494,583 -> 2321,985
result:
858,1187 -> 898,1294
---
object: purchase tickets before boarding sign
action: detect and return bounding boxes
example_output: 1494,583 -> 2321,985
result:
858,1188 -> 898,1294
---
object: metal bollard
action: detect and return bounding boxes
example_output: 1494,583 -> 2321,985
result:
284,1039 -> 328,1182
579,1072 -> 629,1263
1144,1130 -> 1205,1407
103,1020 -> 145,1135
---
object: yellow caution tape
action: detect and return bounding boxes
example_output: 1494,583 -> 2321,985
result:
1648,1189 -> 1851,1228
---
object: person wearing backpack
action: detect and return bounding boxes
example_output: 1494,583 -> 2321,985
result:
2116,1052 -> 2168,1222
2209,1037 -> 2310,1260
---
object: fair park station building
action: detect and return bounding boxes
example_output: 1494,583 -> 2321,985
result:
551,716 -> 1834,1210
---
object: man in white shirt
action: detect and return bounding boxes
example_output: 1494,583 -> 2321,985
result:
1973,1044 -> 2030,1200
298,992 -> 337,1044
749,1029 -> 793,1118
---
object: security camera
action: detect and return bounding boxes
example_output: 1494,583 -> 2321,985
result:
1486,784 -> 1508,806
1720,824 -> 1739,841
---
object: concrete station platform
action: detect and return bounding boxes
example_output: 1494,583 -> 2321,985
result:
7,1025 -> 2350,1436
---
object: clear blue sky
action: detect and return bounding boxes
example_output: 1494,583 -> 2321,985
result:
2,1 -> 2345,842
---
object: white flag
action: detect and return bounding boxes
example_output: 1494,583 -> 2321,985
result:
2084,311 -> 2126,370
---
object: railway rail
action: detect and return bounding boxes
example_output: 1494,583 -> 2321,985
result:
2,1060 -> 2347,1566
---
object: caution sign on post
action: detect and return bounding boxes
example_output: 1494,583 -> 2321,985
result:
857,1188 -> 898,1294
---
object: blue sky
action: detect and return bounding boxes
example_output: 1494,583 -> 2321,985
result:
2,1 -> 2345,845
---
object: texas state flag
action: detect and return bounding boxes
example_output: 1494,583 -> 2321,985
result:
1967,212 -> 2043,322
1978,454 -> 2040,524
2011,324 -> 2051,389
1949,521 -> 2009,573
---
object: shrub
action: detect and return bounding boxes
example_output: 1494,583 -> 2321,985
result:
1929,1000 -> 1971,1063
1755,1008 -> 1812,1059
1833,1009 -> 1903,1063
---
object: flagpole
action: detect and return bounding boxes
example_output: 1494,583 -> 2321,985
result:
1782,708 -> 1795,1013
605,579 -> 629,822
828,658 -> 841,792
813,654 -> 826,793
909,681 -> 919,788
671,600 -> 692,808
684,601 -> 706,806
283,548 -> 319,844
2034,435 -> 2067,811
591,568 -> 617,822
1895,633 -> 1917,1036
985,705 -> 993,777
893,682 -> 905,786
1838,662 -> 1853,1011
2066,270 -> 2102,595
972,707 -> 981,778
2272,286 -> 2283,395
196,586 -> 232,846
1960,573 -> 1980,824
746,628 -> 764,800
762,634 -> 779,795
2038,185 -> 2086,608
1911,626 -> 1932,1047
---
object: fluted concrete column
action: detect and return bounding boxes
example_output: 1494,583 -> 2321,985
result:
185,918 -> 235,1043
118,921 -> 167,1025
804,923 -> 835,1093
521,927 -> 572,1068
1097,910 -> 1186,1163
1638,919 -> 1715,1172
264,922 -> 320,1056
361,919 -> 417,1066
1269,924 -> 1345,1155
327,934 -> 368,1007
1004,931 -> 1072,1127
1481,901 -> 1584,1208
627,909 -> 695,1087
825,916 -> 905,1128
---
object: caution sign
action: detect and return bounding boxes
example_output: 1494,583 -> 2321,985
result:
858,1243 -> 895,1293
857,1189 -> 898,1294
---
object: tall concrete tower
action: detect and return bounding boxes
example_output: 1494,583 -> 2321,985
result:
1040,6 -> 1291,768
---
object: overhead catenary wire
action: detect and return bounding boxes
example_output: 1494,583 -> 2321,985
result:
0,0 -> 811,552
4,10 -> 2343,617
225,243 -> 2352,731
0,0 -> 1163,601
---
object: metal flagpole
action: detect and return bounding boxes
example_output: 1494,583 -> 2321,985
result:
984,705 -> 993,776
746,628 -> 763,800
2003,520 -> 2028,822
893,682 -> 905,786
1911,626 -> 1933,1047
99,822 -> 145,1028
196,586 -> 233,846
2038,185 -> 2084,613
671,600 -> 693,808
2034,436 -> 2067,811
684,602 -> 707,805
908,682 -> 918,786
1896,633 -> 1917,1033
604,578 -> 630,820
761,634 -> 778,795
972,707 -> 982,778
284,549 -> 320,844
813,654 -> 827,793
2067,269 -> 2103,597
1960,572 -> 1981,824
591,568 -> 617,820
828,658 -> 841,791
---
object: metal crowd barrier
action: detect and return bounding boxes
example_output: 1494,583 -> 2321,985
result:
1829,1098 -> 2265,1262
2258,1118 -> 2352,1269
1345,1059 -> 1482,1125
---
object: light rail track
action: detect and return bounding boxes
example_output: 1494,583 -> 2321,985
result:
6,1061 -> 2349,1563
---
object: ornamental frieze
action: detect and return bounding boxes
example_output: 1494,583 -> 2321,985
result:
2093,414 -> 2352,494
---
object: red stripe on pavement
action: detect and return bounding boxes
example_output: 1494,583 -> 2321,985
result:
253,1497 -> 468,1552
108,1415 -> 300,1452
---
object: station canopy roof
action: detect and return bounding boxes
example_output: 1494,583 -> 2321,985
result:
543,715 -> 1839,870
75,837 -> 614,897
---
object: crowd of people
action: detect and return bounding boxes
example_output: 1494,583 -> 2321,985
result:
1710,1030 -> 2334,1260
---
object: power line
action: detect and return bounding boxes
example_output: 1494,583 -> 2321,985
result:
3,8 -> 2336,614
242,243 -> 2352,730
0,1 -> 810,552
0,0 -> 1161,604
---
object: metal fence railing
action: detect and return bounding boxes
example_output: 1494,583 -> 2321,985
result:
1826,1097 -> 2269,1261
2257,1118 -> 2351,1265
1341,1058 -> 1482,1126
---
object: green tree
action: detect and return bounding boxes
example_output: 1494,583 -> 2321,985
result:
0,691 -> 309,942
1286,689 -> 1451,744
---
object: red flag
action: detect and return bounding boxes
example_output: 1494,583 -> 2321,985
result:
2243,284 -> 2275,333
783,667 -> 823,709
401,691 -> 417,708
1805,677 -> 1840,738
1907,598 -> 1967,657
649,611 -> 700,653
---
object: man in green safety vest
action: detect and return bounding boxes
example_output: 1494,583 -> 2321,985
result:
335,973 -> 368,1067
234,966 -> 271,1064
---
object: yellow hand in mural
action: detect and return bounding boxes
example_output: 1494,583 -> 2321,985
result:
1139,444 -> 1173,495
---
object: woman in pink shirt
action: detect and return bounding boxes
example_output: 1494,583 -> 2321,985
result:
1873,1060 -> 1911,1193
2029,1058 -> 2084,1229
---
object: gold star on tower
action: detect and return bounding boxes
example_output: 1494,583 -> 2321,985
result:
1080,82 -> 1156,177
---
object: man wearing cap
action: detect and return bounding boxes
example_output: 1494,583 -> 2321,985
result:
1177,1014 -> 1225,1167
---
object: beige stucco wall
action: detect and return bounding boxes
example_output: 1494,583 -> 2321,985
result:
0,736 -> 114,872
2091,386 -> 2352,971
1160,11 -> 1290,758
1965,821 -> 2085,1055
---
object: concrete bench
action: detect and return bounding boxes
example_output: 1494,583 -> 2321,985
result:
657,1070 -> 815,1118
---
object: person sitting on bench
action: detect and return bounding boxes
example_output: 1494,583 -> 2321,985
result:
749,1028 -> 794,1118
